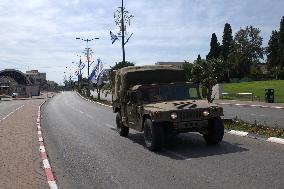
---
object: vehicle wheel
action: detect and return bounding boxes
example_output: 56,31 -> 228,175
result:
203,117 -> 224,144
116,113 -> 129,137
143,119 -> 165,151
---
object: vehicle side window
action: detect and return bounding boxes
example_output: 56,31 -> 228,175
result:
189,88 -> 198,99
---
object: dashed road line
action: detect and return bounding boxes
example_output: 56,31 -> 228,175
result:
0,104 -> 25,122
104,123 -> 115,128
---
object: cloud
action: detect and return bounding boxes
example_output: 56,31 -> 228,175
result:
0,0 -> 283,83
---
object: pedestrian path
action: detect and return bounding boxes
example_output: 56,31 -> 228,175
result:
0,99 -> 48,189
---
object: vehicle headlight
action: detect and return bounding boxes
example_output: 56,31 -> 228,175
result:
170,112 -> 178,120
203,110 -> 210,116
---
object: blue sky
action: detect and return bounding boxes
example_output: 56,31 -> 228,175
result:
0,0 -> 283,84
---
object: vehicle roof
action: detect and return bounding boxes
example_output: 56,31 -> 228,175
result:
130,82 -> 197,91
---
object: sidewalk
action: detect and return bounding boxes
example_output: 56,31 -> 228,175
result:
0,99 -> 48,189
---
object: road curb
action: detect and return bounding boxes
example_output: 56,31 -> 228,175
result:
226,129 -> 284,145
76,92 -> 113,108
37,98 -> 58,189
216,102 -> 284,109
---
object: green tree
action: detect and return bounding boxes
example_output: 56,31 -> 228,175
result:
221,23 -> 233,81
207,33 -> 221,60
110,61 -> 135,71
230,26 -> 264,78
102,61 -> 135,97
191,59 -> 224,102
221,23 -> 233,61
182,61 -> 193,81
267,30 -> 279,71
197,54 -> 202,63
279,16 -> 284,67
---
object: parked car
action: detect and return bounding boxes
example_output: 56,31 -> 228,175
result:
12,92 -> 19,98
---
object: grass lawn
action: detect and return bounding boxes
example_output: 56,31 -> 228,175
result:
223,80 -> 284,103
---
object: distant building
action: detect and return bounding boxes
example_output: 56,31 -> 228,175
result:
155,62 -> 186,69
0,69 -> 40,97
25,70 -> 46,85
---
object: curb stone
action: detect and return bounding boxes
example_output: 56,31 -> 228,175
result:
76,92 -> 113,108
37,95 -> 58,189
225,129 -> 284,145
76,92 -> 284,145
216,102 -> 284,110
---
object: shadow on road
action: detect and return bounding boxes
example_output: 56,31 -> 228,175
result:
127,132 -> 248,160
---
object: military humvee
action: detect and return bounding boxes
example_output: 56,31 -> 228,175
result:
111,65 -> 224,151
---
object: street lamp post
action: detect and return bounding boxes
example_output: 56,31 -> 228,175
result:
76,37 -> 99,97
76,37 -> 99,76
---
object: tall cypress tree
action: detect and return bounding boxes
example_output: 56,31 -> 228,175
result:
267,30 -> 279,69
197,54 -> 202,63
222,23 -> 233,61
207,33 -> 221,60
279,16 -> 284,67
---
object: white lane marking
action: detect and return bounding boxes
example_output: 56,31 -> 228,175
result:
43,159 -> 51,169
163,150 -> 191,160
1,104 -> 25,121
250,113 -> 265,117
39,146 -> 46,153
104,123 -> 115,128
228,130 -> 248,136
86,114 -> 93,119
267,137 -> 284,144
48,181 -> 58,189
78,110 -> 84,114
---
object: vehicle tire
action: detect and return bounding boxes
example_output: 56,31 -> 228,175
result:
143,119 -> 165,151
203,117 -> 224,144
116,113 -> 129,137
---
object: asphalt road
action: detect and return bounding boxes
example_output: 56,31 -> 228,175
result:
41,92 -> 284,189
221,104 -> 284,128
0,100 -> 26,120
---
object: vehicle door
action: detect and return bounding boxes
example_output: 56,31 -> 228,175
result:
126,91 -> 138,127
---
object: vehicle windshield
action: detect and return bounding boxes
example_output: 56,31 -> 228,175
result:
140,84 -> 200,102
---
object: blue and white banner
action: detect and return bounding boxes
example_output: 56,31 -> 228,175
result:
110,31 -> 119,44
80,62 -> 85,70
88,58 -> 106,85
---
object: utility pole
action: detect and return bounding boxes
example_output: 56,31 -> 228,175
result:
76,37 -> 99,76
114,0 -> 134,63
76,37 -> 99,97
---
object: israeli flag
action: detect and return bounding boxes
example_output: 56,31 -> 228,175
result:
96,69 -> 106,85
110,31 -> 119,44
80,62 -> 85,70
88,62 -> 99,82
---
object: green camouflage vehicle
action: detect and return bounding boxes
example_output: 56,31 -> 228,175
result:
111,65 -> 224,151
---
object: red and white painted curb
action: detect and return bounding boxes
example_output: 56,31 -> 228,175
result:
216,102 -> 284,109
37,101 -> 58,189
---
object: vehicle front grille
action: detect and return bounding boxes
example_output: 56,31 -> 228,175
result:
178,110 -> 203,121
